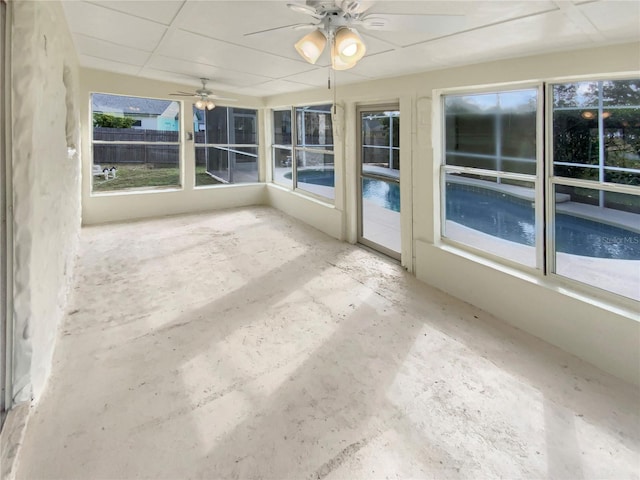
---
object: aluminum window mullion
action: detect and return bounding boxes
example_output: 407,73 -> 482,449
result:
92,141 -> 180,146
553,104 -> 640,111
535,82 -> 545,272
295,147 -> 334,155
551,176 -> 640,196
195,144 -> 258,148
553,161 -> 640,173
291,107 -> 297,189
545,82 -> 556,277
443,165 -> 537,183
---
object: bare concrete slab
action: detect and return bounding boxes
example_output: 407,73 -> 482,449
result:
15,207 -> 639,479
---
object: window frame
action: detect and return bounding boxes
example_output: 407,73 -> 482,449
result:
194,106 -> 260,187
545,78 -> 640,287
437,76 -> 640,305
272,108 -> 294,189
271,103 -> 335,203
90,92 -> 182,195
439,82 -> 545,274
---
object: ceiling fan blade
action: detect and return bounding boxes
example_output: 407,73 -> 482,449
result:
340,0 -> 373,15
209,96 -> 237,102
293,23 -> 317,31
244,23 -> 308,37
286,3 -> 323,19
357,13 -> 466,33
169,93 -> 196,97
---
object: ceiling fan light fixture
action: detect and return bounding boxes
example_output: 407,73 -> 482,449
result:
195,99 -> 206,110
294,29 -> 327,64
331,41 -> 356,70
206,100 -> 215,110
335,27 -> 366,63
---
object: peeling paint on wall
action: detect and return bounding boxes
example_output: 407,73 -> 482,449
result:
10,0 -> 81,404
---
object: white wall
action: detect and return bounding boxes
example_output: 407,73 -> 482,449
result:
263,43 -> 640,385
80,69 -> 267,225
10,0 -> 82,403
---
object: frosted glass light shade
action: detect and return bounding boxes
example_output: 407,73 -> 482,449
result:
206,100 -> 215,110
294,29 -> 327,64
195,99 -> 205,110
331,42 -> 356,70
335,27 -> 366,64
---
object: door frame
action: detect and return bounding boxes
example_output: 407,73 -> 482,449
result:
1,0 -> 13,428
356,103 -> 401,260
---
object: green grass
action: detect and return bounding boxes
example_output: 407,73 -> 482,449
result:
93,165 -> 221,192
196,166 -> 223,187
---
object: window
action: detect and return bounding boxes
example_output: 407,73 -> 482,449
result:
194,107 -> 259,186
362,110 -> 399,170
442,88 -> 541,268
272,109 -> 292,188
550,79 -> 640,299
272,104 -> 334,200
441,79 -> 640,301
91,93 -> 181,192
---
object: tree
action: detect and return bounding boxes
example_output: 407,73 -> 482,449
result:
93,113 -> 136,128
553,84 -> 578,108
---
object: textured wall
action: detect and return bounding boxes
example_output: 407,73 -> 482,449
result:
11,0 -> 81,403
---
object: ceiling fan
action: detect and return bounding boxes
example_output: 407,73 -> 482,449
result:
245,1 -> 465,70
169,78 -> 236,110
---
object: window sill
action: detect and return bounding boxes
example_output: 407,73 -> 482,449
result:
435,240 -> 639,320
193,182 -> 264,190
90,186 -> 183,198
267,183 -> 336,208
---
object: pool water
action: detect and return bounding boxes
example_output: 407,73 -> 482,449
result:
287,169 -> 335,187
291,169 -> 401,211
362,178 -> 400,212
291,169 -> 640,260
446,183 -> 640,260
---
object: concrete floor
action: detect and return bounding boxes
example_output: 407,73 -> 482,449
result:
15,206 -> 639,479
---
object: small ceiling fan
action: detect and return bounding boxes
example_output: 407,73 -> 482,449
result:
169,78 -> 236,110
244,1 -> 465,70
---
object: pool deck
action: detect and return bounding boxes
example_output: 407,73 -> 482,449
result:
362,200 -> 401,253
448,174 -> 639,233
445,221 -> 640,301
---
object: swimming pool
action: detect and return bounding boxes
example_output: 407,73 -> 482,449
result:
446,183 -> 640,260
290,169 -> 640,260
290,169 -> 401,211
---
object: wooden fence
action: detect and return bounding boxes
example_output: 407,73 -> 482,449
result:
92,128 -> 255,167
93,127 -> 179,166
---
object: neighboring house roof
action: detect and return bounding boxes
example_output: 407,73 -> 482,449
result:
92,93 -> 177,117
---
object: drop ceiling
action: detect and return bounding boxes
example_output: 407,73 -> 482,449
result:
62,0 -> 640,97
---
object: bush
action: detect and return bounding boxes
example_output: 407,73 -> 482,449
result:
93,113 -> 136,129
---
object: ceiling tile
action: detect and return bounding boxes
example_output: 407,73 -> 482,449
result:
79,55 -> 141,77
144,56 -> 273,88
354,48 -> 448,78
134,68 -> 245,98
158,29 -> 315,79
412,9 -> 593,67
74,34 -> 151,66
62,1 -> 167,51
284,67 -> 371,88
84,0 -> 184,25
176,1 -> 308,40
356,0 -> 559,47
234,79 -> 316,96
579,1 -> 640,41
